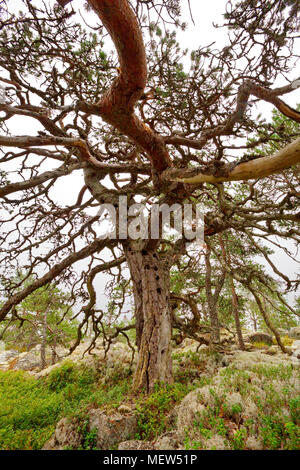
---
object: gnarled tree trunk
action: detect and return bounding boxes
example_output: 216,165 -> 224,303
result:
204,245 -> 224,350
230,276 -> 245,350
125,244 -> 173,392
41,306 -> 49,369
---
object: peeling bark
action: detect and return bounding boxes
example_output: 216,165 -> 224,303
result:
86,0 -> 172,172
125,244 -> 173,392
169,137 -> 300,184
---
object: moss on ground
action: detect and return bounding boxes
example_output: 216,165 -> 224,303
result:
0,353 -> 299,450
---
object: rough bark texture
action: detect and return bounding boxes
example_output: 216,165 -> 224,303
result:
230,276 -> 245,350
41,305 -> 51,369
250,289 -> 289,355
170,137 -> 300,184
0,0 -> 298,396
51,348 -> 58,365
124,246 -> 144,350
86,0 -> 172,173
204,247 -> 221,348
218,235 -> 245,350
125,244 -> 172,392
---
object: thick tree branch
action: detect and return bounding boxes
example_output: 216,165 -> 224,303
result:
0,162 -> 82,198
0,238 -> 117,322
75,0 -> 173,172
0,135 -> 104,168
163,79 -> 300,150
165,137 -> 300,184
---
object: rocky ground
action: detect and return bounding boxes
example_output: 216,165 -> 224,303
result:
0,327 -> 300,450
1,327 -> 300,375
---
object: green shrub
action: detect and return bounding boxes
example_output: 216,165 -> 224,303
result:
76,419 -> 98,450
135,383 -> 192,440
231,428 -> 247,450
272,336 -> 294,347
252,342 -> 268,349
0,364 -> 97,450
47,362 -> 95,391
289,396 -> 300,424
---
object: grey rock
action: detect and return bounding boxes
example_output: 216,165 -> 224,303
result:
292,349 -> 300,359
245,435 -> 263,450
11,346 -> 43,371
201,435 -> 228,450
289,327 -> 300,340
277,328 -> 289,336
118,405 -> 133,414
88,409 -> 138,449
42,418 -> 81,450
175,389 -> 206,439
0,349 -> 19,363
154,431 -> 181,450
118,440 -> 153,450
291,340 -> 300,350
221,356 -> 230,367
245,332 -> 273,345
44,408 -> 138,450
265,345 -> 279,356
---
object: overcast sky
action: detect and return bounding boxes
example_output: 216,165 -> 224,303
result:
1,0 -> 299,314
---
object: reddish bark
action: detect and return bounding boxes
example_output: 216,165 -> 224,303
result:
90,0 -> 147,101
88,0 -> 172,172
57,0 -> 72,6
59,2 -> 300,175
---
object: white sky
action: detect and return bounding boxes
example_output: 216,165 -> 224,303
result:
1,0 -> 299,314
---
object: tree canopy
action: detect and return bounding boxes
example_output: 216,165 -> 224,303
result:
0,0 -> 299,391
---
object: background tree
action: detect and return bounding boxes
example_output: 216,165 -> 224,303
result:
168,227 -> 299,352
0,279 -> 78,368
0,0 -> 299,391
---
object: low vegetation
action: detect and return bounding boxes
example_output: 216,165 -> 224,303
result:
183,363 -> 300,450
0,349 -> 299,450
0,362 -> 129,450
